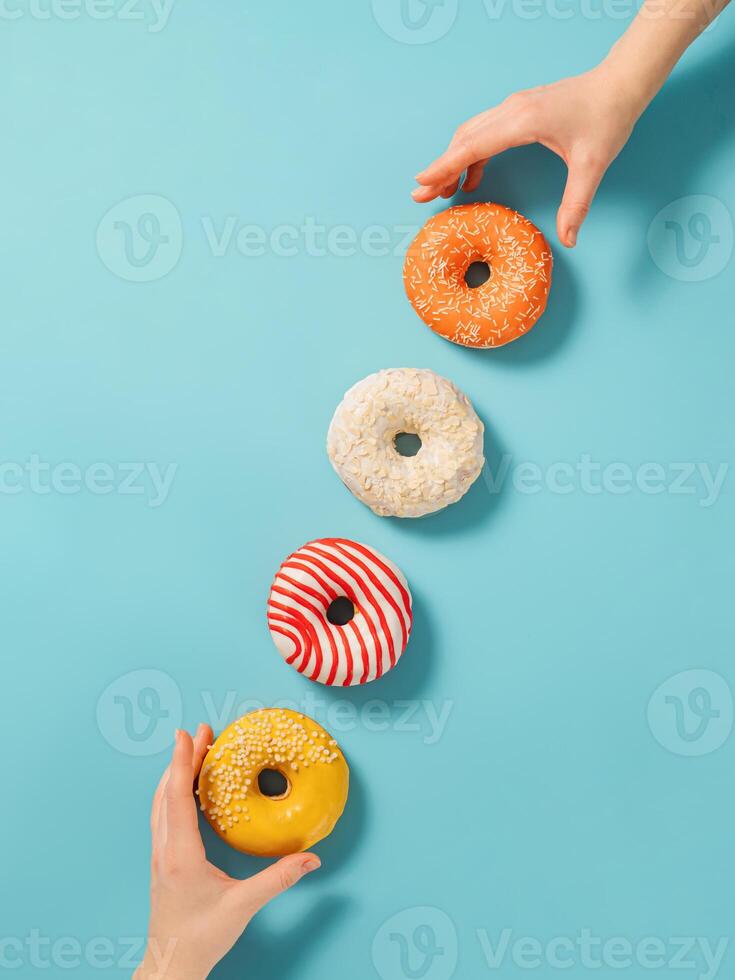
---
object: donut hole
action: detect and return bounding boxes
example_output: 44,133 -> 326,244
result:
257,768 -> 290,800
393,431 -> 422,457
464,260 -> 492,289
327,596 -> 355,626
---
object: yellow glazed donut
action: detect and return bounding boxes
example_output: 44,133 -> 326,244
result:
198,708 -> 349,857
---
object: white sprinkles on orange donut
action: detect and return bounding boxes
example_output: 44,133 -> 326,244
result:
403,202 -> 552,348
267,538 -> 412,686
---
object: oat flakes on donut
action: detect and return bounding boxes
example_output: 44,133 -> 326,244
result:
327,367 -> 484,518
267,537 -> 412,685
403,202 -> 552,348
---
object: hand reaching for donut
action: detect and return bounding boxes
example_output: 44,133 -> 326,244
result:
413,67 -> 638,248
413,0 -> 730,247
134,726 -> 321,980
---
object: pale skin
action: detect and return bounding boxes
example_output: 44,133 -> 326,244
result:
413,0 -> 731,246
134,726 -> 321,980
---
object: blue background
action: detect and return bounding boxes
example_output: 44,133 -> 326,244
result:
2,2 -> 734,978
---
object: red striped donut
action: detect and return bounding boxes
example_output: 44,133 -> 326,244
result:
267,538 -> 413,686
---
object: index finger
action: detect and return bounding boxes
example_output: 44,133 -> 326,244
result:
414,109 -> 534,191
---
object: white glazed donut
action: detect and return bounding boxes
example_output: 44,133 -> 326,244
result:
327,368 -> 484,518
267,538 -> 413,686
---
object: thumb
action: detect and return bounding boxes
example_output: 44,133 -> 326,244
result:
557,157 -> 605,248
235,853 -> 321,918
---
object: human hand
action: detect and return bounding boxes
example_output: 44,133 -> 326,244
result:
134,726 -> 321,980
412,65 -> 643,247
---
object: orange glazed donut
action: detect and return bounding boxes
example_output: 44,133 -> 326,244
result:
403,202 -> 552,349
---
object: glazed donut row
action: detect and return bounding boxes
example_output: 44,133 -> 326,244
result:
202,203 -> 551,858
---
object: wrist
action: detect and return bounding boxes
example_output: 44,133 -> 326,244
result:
134,946 -> 208,980
593,51 -> 658,121
134,967 -> 206,980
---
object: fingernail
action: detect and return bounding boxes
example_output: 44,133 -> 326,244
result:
301,857 -> 321,875
411,189 -> 421,199
568,227 -> 578,247
415,172 -> 426,181
196,723 -> 206,736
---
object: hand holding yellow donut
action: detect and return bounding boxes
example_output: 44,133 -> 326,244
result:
134,725 -> 322,980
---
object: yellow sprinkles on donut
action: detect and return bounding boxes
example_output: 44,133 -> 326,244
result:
198,708 -> 349,857
403,202 -> 552,348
